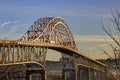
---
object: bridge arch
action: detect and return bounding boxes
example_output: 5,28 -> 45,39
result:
20,17 -> 77,50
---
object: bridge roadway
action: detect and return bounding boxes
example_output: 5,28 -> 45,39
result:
0,39 -> 106,71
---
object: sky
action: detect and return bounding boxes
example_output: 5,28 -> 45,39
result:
0,0 -> 120,60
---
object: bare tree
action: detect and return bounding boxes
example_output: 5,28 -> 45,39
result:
102,10 -> 120,71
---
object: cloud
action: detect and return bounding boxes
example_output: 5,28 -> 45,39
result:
0,20 -> 25,40
0,21 -> 11,27
0,20 -> 20,28
88,43 -> 108,51
0,20 -> 18,35
13,20 -> 20,24
3,23 -> 26,39
5,33 -> 23,40
1,24 -> 19,38
73,35 -> 114,42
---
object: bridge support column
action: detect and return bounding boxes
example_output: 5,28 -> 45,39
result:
94,70 -> 97,80
89,68 -> 95,80
62,69 -> 66,80
77,67 -> 90,80
26,69 -> 46,80
101,72 -> 106,80
98,71 -> 106,80
62,69 -> 76,80
94,70 -> 102,80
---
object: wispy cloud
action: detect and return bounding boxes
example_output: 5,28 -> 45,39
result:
0,20 -> 20,28
0,21 -> 11,27
74,35 -> 115,59
13,20 -> 20,24
73,35 -> 114,42
0,20 -> 25,40
88,43 -> 108,50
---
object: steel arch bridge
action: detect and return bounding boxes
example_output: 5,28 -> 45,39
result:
0,17 -> 110,80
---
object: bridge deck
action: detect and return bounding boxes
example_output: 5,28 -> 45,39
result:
0,39 -> 106,71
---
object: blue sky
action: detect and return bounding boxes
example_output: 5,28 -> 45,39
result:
0,0 -> 120,59
0,0 -> 120,35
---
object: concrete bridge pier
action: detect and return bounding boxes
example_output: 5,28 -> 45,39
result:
89,68 -> 95,80
99,71 -> 106,80
62,68 -> 77,80
77,67 -> 89,80
94,70 -> 106,80
26,69 -> 46,80
94,70 -> 99,80
76,66 -> 106,80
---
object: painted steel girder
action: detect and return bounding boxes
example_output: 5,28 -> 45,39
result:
20,17 -> 77,50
